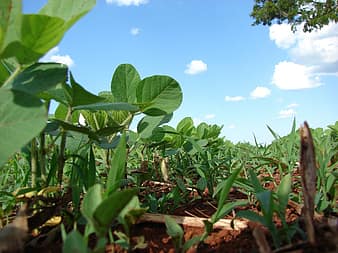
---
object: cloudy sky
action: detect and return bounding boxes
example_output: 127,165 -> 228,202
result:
25,0 -> 337,143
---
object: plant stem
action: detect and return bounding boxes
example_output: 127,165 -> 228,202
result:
31,138 -> 38,188
57,106 -> 72,186
1,65 -> 21,88
39,132 -> 46,184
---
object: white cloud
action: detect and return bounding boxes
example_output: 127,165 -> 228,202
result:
184,60 -> 207,75
130,27 -> 140,35
272,61 -> 322,90
40,47 -> 74,67
106,0 -> 148,6
269,23 -> 296,49
279,108 -> 297,118
250,86 -> 271,99
205,114 -> 215,119
228,124 -> 236,129
224,95 -> 245,102
269,22 -> 338,86
286,103 -> 299,108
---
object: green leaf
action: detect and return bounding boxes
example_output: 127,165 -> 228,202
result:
165,215 -> 183,239
88,145 -> 96,189
137,75 -> 182,116
95,125 -> 124,137
137,114 -> 172,139
52,119 -> 98,140
236,210 -> 266,226
256,190 -> 274,223
106,133 -> 127,195
93,188 -> 137,229
177,117 -> 194,135
62,230 -> 90,253
111,64 -> 141,103
0,0 -> 22,55
0,58 -> 19,86
196,177 -> 207,192
8,63 -> 67,95
211,200 -> 248,223
39,0 -> 96,30
266,124 -> 280,140
2,14 -> 66,64
73,102 -> 139,112
81,184 -> 102,223
54,103 -> 80,123
216,166 -> 243,211
70,73 -> 104,107
165,215 -> 183,251
277,173 -> 291,214
248,169 -> 265,193
38,84 -> 68,105
0,89 -> 46,167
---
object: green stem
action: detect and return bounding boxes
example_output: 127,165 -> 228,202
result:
1,65 -> 21,88
57,106 -> 72,186
31,138 -> 38,188
39,132 -> 47,184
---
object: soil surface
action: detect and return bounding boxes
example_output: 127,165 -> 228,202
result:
1,175 -> 337,253
19,180 -> 337,253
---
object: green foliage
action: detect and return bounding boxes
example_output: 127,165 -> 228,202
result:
0,0 -> 95,167
235,169 -> 295,249
251,0 -> 338,32
106,133 -> 127,195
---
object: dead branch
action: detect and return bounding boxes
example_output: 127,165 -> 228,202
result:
137,213 -> 248,231
299,121 -> 316,245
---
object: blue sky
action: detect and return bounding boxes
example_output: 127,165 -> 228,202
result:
24,0 -> 338,144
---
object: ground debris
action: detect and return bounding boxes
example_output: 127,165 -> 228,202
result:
0,205 -> 28,253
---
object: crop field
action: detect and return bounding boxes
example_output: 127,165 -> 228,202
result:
0,1 -> 337,253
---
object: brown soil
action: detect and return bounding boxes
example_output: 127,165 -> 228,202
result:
20,184 -> 337,253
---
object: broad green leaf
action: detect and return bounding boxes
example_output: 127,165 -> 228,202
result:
106,133 -> 127,195
52,119 -> 99,141
95,125 -> 124,137
70,73 -> 104,107
54,103 -> 80,123
0,0 -> 21,55
39,0 -> 96,30
0,89 -> 46,167
196,122 -> 208,139
62,230 -> 90,253
93,188 -> 137,228
137,75 -> 182,116
73,102 -> 139,112
2,14 -> 66,64
8,63 -> 67,95
38,84 -> 69,105
108,110 -> 130,125
81,184 -> 102,223
111,64 -> 141,103
177,117 -> 194,135
137,114 -> 172,139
